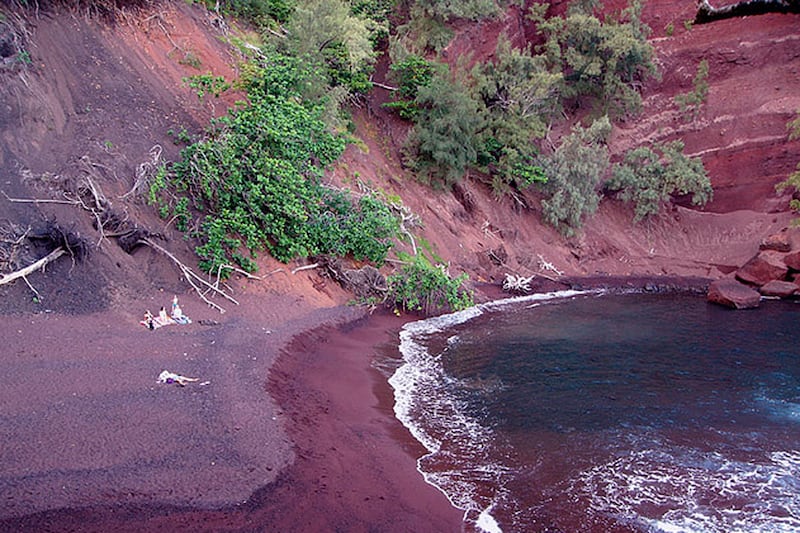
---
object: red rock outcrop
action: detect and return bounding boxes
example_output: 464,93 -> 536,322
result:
759,280 -> 799,297
612,5 -> 800,214
784,250 -> 800,270
760,232 -> 792,252
707,279 -> 761,308
735,250 -> 789,286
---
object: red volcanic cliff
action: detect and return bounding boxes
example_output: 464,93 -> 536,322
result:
619,1 -> 800,213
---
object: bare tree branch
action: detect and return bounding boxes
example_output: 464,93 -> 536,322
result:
0,248 -> 66,288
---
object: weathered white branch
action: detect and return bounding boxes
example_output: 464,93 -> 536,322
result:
0,248 -> 66,287
292,262 -> 320,275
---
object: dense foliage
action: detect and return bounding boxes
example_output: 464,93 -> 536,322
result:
606,140 -> 712,221
151,54 -> 399,274
403,71 -> 484,188
392,0 -> 657,210
530,0 -> 656,117
471,34 -> 560,191
413,0 -> 503,22
386,253 -> 474,315
383,54 -> 435,119
540,117 -> 611,235
213,0 -> 295,27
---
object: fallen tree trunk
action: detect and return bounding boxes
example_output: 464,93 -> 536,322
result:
695,0 -> 800,23
0,247 -> 66,287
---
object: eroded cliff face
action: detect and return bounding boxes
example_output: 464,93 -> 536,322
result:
0,1 -> 798,314
624,0 -> 800,214
350,2 -> 800,284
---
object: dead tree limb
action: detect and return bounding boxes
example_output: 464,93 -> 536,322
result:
139,238 -> 238,313
2,190 -> 78,205
695,0 -> 800,23
292,262 -> 320,275
371,81 -> 398,91
0,247 -> 66,288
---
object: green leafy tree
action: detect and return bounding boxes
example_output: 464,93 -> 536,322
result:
606,140 -> 712,221
471,33 -> 561,191
151,54 -> 399,274
214,0 -> 295,27
287,0 -> 379,82
414,0 -> 502,22
405,71 -> 484,187
383,54 -> 435,119
386,253 -> 474,315
530,0 -> 656,117
540,116 -> 611,235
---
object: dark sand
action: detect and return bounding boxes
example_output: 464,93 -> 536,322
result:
0,297 -> 463,532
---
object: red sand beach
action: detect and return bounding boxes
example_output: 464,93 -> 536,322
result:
0,293 -> 463,532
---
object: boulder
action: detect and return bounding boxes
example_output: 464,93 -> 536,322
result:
759,232 -> 792,252
758,280 -> 799,298
735,251 -> 789,286
707,279 -> 761,309
784,251 -> 800,271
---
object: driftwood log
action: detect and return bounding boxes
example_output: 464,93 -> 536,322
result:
696,0 -> 800,23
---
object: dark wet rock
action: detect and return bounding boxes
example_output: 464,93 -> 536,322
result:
707,279 -> 761,309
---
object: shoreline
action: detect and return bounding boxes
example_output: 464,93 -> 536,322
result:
0,275 -> 715,531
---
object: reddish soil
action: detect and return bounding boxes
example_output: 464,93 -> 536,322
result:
0,2 -> 798,532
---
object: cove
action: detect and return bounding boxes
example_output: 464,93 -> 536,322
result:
390,292 -> 800,532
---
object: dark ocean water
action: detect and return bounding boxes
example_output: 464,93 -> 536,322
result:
389,291 -> 800,533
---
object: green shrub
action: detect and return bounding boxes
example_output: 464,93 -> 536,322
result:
184,73 -> 230,101
775,109 -> 800,221
150,55 -> 399,274
404,72 -> 484,187
396,9 -> 455,53
383,54 -> 435,120
414,0 -> 502,21
530,0 -> 657,117
540,117 -> 611,235
674,60 -> 709,121
606,140 -> 712,221
386,253 -> 474,315
286,0 -> 379,95
213,0 -> 295,27
471,33 -> 560,192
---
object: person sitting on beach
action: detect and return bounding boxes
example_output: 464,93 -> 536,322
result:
155,306 -> 176,328
171,295 -> 192,325
140,310 -> 156,330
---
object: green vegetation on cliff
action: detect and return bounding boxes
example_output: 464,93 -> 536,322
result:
149,0 -> 712,313
775,109 -> 800,221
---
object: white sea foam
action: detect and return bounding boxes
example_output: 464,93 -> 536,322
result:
389,290 -> 595,532
575,438 -> 800,532
476,507 -> 502,533
754,390 -> 800,423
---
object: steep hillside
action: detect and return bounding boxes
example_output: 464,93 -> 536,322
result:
345,2 -> 799,285
0,1 -> 798,313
